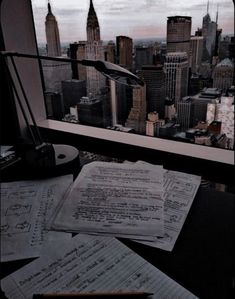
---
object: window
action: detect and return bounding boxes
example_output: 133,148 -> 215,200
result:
1,0 -> 234,167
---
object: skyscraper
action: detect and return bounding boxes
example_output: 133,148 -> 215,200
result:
135,46 -> 154,71
164,52 -> 189,106
61,79 -> 86,114
45,1 -> 61,57
125,85 -> 147,134
85,0 -> 106,96
176,97 -> 194,129
104,41 -> 116,63
166,16 -> 192,58
77,41 -> 87,81
116,36 -> 133,70
201,2 -> 218,62
213,58 -> 234,92
190,36 -> 203,74
138,65 -> 166,118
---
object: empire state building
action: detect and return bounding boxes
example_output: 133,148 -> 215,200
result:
85,0 -> 106,96
45,1 -> 61,57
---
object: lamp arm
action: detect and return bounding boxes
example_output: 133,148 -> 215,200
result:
0,51 -> 145,87
9,56 -> 43,145
2,57 -> 38,146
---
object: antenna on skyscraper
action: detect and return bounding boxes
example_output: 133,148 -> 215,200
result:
207,0 -> 210,14
47,0 -> 52,14
216,4 -> 219,24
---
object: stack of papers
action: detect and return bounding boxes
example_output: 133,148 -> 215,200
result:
52,162 -> 165,241
0,161 -> 201,299
51,161 -> 201,251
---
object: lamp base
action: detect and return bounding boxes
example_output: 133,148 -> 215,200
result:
52,144 -> 80,178
16,143 -> 80,179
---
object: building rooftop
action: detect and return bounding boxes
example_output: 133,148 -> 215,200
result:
216,58 -> 234,67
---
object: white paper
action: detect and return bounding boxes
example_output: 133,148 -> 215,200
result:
52,162 -> 165,240
0,175 -> 73,262
134,162 -> 201,251
1,234 -> 198,299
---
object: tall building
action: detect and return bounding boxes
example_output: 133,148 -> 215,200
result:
138,65 -> 166,118
69,42 -> 79,79
134,46 -> 154,71
77,95 -> 103,127
213,58 -> 234,92
201,2 -> 218,62
116,36 -> 133,70
61,80 -> 86,114
104,41 -> 116,63
166,16 -> 192,58
45,1 -> 61,57
115,84 -> 132,125
192,87 -> 221,124
125,85 -> 147,134
86,0 -> 100,42
218,36 -> 231,61
45,92 -> 64,120
42,59 -> 72,93
164,52 -> 189,106
190,36 -> 203,74
176,97 -> 194,129
77,41 -> 87,81
85,0 -> 106,96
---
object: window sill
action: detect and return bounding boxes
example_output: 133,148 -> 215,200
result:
37,119 -> 234,165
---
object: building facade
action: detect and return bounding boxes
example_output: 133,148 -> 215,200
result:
164,52 -> 189,106
190,36 -> 203,74
201,6 -> 217,62
213,58 -> 234,92
85,0 -> 106,96
134,46 -> 154,71
125,85 -> 147,134
138,65 -> 166,118
166,16 -> 192,58
116,36 -> 133,70
176,97 -> 194,129
104,41 -> 116,63
61,79 -> 86,114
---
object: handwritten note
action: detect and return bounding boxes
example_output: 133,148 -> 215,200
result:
133,162 -> 201,251
52,162 -> 165,240
1,234 -> 198,299
0,175 -> 73,262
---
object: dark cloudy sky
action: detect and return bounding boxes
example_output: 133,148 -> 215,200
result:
32,0 -> 234,43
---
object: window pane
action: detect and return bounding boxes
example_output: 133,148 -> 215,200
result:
31,0 -> 234,152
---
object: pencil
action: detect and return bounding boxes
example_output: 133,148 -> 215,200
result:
33,291 -> 153,298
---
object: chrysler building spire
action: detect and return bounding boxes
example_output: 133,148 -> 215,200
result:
45,0 -> 61,56
86,0 -> 100,42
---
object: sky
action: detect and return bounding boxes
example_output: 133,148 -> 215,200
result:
32,0 -> 234,43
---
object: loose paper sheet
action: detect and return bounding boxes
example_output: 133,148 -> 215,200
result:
52,162 -> 165,240
0,175 -> 73,262
134,162 -> 201,251
1,234 -> 198,299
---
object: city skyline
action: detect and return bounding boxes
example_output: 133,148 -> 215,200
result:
32,0 -> 234,43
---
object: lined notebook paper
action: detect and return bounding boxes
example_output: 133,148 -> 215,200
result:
1,234 -> 198,299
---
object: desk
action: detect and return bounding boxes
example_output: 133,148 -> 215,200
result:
1,186 -> 234,299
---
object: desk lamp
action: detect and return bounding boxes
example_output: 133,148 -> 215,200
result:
0,51 -> 144,170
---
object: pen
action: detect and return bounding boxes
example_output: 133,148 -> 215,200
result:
33,291 -> 153,298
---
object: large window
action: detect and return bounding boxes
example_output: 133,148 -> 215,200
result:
1,0 -> 234,165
